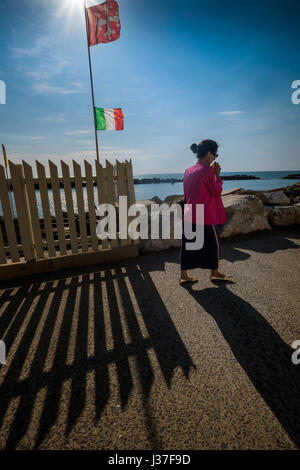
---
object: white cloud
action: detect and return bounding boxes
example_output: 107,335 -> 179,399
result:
25,136 -> 45,140
7,147 -> 158,171
32,82 -> 85,95
2,133 -> 45,140
65,130 -> 92,136
10,36 -> 86,96
145,109 -> 161,114
217,111 -> 245,116
63,139 -> 94,145
10,38 -> 51,58
38,114 -> 67,123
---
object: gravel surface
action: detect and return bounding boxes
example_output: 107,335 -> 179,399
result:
0,226 -> 299,450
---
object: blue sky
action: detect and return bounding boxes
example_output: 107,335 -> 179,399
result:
0,0 -> 299,174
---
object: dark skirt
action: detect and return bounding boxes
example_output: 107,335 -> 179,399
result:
180,223 -> 221,270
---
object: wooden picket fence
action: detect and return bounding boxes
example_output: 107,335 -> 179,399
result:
0,159 -> 139,280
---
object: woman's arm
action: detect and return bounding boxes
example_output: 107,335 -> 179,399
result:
204,167 -> 223,197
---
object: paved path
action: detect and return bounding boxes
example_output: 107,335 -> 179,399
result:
0,227 -> 299,450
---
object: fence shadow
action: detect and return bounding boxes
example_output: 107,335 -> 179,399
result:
182,282 -> 300,449
0,260 -> 195,449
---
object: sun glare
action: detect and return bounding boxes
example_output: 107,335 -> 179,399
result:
57,0 -> 84,27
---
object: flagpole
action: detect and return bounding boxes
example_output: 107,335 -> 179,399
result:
83,0 -> 100,163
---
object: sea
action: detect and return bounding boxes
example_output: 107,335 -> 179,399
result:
134,171 -> 300,201
2,170 -> 299,218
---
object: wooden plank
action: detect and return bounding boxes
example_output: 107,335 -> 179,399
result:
73,160 -> 88,253
0,221 -> 7,264
116,160 -> 128,196
3,234 -> 98,252
9,161 -> 34,261
0,164 -> 19,262
0,244 -> 139,282
95,161 -> 108,250
22,161 -> 44,259
49,160 -> 67,256
95,160 -> 103,207
84,160 -> 99,252
36,161 -> 56,258
125,159 -> 139,245
105,159 -> 117,203
105,160 -> 117,248
61,161 -> 78,254
125,159 -> 136,206
6,175 -> 123,186
116,160 -> 130,246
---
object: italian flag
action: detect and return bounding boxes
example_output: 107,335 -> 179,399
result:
94,107 -> 124,130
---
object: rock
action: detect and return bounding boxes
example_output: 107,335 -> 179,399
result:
221,174 -> 260,180
139,236 -> 182,252
266,204 -> 300,226
263,191 -> 291,206
132,185 -> 300,251
221,188 -> 243,196
135,199 -> 158,209
150,195 -> 162,204
163,194 -> 184,205
282,173 -> 300,179
134,177 -> 183,184
220,194 -> 271,238
239,189 -> 267,204
284,182 -> 300,203
292,196 -> 300,204
138,203 -> 182,252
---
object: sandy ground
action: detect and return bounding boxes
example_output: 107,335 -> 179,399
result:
0,226 -> 299,450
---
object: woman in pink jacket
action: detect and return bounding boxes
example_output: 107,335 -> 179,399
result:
180,139 -> 231,284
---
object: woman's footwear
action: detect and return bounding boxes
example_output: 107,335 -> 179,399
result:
210,274 -> 232,282
179,277 -> 198,285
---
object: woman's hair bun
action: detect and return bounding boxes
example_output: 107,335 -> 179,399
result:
190,143 -> 198,154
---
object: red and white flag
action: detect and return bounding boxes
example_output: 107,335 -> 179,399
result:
86,0 -> 121,46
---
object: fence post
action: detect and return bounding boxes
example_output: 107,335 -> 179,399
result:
20,164 -> 37,260
9,162 -> 36,261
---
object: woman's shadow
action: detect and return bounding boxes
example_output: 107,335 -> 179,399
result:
183,282 -> 300,448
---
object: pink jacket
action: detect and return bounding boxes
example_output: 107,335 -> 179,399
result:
183,160 -> 227,225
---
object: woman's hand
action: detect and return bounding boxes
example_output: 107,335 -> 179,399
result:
214,162 -> 221,178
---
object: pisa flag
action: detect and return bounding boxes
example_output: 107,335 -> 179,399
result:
86,0 -> 121,46
95,107 -> 124,130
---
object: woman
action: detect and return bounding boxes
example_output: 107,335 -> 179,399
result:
180,139 -> 231,284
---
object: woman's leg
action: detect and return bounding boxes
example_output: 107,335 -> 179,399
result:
180,269 -> 196,281
179,222 -> 198,282
210,225 -> 229,278
211,268 -> 227,278
210,224 -> 226,278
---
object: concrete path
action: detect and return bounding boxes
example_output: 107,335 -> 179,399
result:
0,227 -> 299,450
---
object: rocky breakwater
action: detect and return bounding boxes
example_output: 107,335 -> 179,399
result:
135,182 -> 300,251
241,182 -> 300,227
133,174 -> 260,185
282,173 -> 300,179
219,189 -> 271,238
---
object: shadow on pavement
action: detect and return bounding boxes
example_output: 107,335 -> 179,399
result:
221,226 -> 300,262
0,262 -> 195,449
0,226 -> 299,449
183,282 -> 300,449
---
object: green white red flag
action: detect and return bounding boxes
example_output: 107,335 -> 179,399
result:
95,107 -> 124,130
